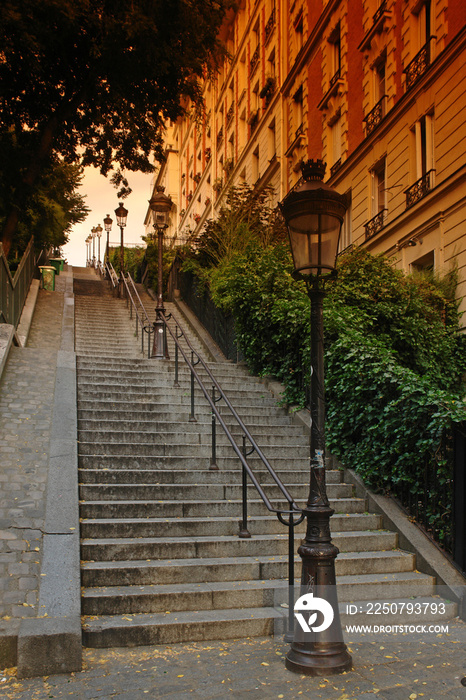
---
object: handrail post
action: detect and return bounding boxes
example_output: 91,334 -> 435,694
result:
174,342 -> 180,387
210,386 -> 219,470
239,436 -> 251,538
284,512 -> 295,643
189,351 -> 196,422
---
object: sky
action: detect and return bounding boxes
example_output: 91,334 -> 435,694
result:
63,166 -> 155,266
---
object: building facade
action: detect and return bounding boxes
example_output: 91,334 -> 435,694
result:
147,0 -> 466,326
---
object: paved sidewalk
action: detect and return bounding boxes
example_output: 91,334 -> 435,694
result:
0,273 -> 67,655
1,623 -> 466,699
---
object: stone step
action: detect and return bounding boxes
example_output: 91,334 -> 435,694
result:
77,442 -> 310,459
80,530 -> 397,562
77,418 -> 303,435
82,607 -> 280,648
78,482 -> 353,502
77,390 -> 280,408
80,550 -> 417,587
77,408 -> 291,425
77,429 -> 308,447
79,496 -> 367,519
79,512 -> 382,539
78,467 -> 339,485
77,454 -> 311,470
82,577 -> 443,618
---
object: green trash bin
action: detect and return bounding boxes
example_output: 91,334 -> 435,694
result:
39,265 -> 56,291
49,258 -> 62,275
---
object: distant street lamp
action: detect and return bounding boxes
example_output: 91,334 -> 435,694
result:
91,226 -> 96,267
95,223 -> 103,265
114,202 -> 128,296
279,159 -> 351,677
85,235 -> 91,266
103,214 -> 113,267
148,185 -> 173,358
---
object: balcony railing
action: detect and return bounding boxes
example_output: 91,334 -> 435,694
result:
405,170 -> 435,208
250,45 -> 260,76
330,158 -> 342,177
404,38 -> 434,91
364,208 -> 387,240
364,95 -> 386,136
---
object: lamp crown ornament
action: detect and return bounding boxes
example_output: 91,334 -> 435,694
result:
300,159 -> 327,181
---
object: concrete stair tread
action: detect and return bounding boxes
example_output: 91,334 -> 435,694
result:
79,496 -> 363,507
81,530 -> 395,547
82,606 -> 282,627
81,550 -> 413,569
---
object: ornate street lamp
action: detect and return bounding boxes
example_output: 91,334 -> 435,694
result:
148,185 -> 173,358
103,214 -> 113,267
91,226 -> 96,267
279,159 -> 351,676
114,202 -> 128,296
95,223 -> 103,265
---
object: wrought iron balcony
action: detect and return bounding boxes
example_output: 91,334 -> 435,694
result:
405,170 -> 435,208
265,8 -> 275,45
404,38 -> 434,91
364,208 -> 387,240
250,45 -> 260,76
364,95 -> 386,136
330,158 -> 342,177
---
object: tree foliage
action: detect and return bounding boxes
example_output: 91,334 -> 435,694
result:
0,131 -> 88,259
0,0 -> 229,252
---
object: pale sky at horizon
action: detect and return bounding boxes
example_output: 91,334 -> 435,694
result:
63,166 -> 155,267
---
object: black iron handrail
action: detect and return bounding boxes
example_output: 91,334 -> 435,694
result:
117,272 -> 305,638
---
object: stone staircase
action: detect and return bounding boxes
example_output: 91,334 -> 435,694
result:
74,267 -> 457,648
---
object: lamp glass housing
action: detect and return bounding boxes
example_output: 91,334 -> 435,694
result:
279,160 -> 347,278
103,215 -> 113,232
115,203 -> 128,228
287,212 -> 342,276
149,186 -> 173,229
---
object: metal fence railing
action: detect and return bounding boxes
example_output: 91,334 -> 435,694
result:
0,237 -> 36,328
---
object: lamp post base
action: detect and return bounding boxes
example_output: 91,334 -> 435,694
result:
286,642 -> 352,676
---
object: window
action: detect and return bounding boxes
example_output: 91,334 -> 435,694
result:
371,159 -> 386,216
294,10 -> 303,52
417,0 -> 432,50
293,86 -> 303,134
268,120 -> 276,160
415,113 -> 434,181
411,250 -> 434,273
329,23 -> 341,79
373,56 -> 386,105
331,117 -> 342,166
406,113 -> 434,207
339,192 -> 352,252
252,146 -> 259,183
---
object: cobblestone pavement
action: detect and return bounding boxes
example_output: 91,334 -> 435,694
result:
1,624 -> 466,699
0,276 -> 65,623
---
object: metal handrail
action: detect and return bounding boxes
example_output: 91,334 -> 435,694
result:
115,272 -> 305,638
0,236 -> 36,328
